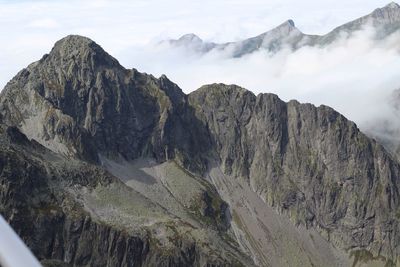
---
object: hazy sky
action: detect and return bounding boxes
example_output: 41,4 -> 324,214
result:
0,0 -> 391,90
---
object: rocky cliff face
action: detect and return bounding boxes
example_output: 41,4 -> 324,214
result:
189,84 -> 400,265
0,119 -> 252,267
0,35 -> 211,173
2,35 -> 400,266
0,36 -> 252,267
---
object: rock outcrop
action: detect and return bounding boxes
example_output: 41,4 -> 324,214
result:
0,121 -> 252,267
2,35 -> 400,266
0,36 -> 252,267
0,35 -> 211,173
189,84 -> 400,265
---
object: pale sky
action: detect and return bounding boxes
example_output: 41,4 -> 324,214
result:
0,0 -> 391,90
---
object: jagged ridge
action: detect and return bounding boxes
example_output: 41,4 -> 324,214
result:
1,35 -> 400,266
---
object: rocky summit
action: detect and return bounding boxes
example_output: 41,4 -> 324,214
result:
1,34 -> 400,267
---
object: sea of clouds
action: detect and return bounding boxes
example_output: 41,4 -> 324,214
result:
123,26 -> 400,145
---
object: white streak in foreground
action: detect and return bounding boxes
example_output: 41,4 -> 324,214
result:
0,215 -> 42,267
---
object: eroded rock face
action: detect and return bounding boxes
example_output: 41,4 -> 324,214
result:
189,84 -> 400,264
2,35 -> 400,266
0,37 -> 252,267
0,35 -> 211,173
0,124 -> 251,267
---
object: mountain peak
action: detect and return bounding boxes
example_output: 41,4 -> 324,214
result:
51,35 -> 98,54
286,19 -> 295,27
56,34 -> 93,44
272,19 -> 299,34
275,19 -> 296,29
48,35 -> 120,68
177,33 -> 203,43
267,19 -> 301,36
369,1 -> 400,25
384,1 -> 400,9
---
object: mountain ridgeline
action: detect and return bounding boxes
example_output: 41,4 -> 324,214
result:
2,34 -> 400,266
167,2 -> 400,57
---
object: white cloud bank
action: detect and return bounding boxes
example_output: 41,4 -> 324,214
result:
126,26 -> 400,140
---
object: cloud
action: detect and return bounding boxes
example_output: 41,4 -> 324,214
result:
119,25 -> 400,148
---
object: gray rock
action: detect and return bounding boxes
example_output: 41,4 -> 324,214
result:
189,83 -> 400,265
0,37 -> 252,265
2,35 -> 400,266
0,35 -> 211,173
0,123 -> 252,267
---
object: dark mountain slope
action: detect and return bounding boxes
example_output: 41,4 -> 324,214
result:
1,35 -> 400,266
0,36 -> 253,267
189,84 -> 400,265
0,35 -> 211,173
0,123 -> 252,267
